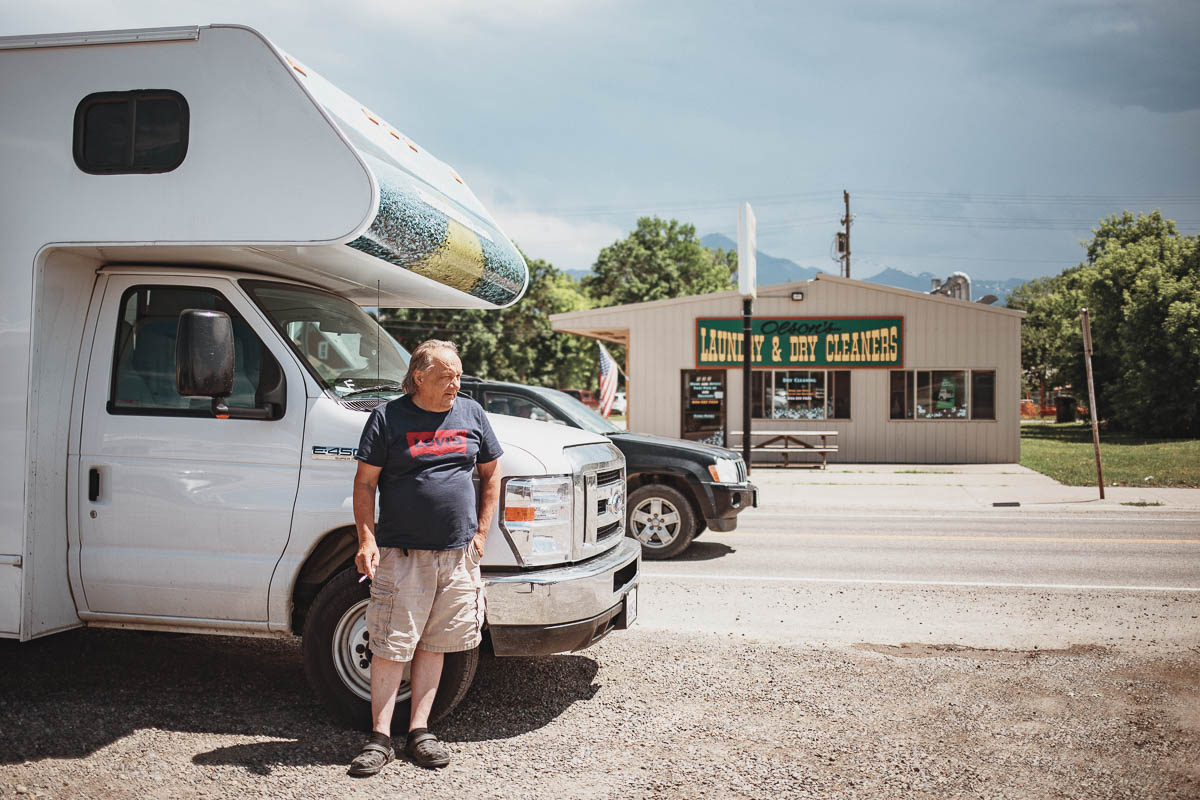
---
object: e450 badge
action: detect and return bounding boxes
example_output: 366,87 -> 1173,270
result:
312,446 -> 358,461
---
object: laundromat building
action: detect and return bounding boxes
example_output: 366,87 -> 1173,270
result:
550,274 -> 1025,464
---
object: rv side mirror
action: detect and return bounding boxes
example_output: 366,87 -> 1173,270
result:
176,309 -> 235,398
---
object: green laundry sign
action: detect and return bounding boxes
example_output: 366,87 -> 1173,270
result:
696,317 -> 903,368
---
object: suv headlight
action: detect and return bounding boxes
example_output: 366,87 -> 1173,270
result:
500,475 -> 573,566
707,457 -> 741,484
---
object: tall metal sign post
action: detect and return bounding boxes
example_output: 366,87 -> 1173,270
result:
738,203 -> 757,474
1080,308 -> 1105,499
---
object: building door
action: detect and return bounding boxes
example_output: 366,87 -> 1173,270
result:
680,370 -> 727,446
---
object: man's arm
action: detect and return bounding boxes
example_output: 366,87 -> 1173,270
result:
473,458 -> 501,558
353,461 -> 383,578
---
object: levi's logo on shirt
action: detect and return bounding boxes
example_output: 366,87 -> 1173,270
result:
407,430 -> 469,457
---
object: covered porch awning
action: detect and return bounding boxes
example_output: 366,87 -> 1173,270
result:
551,325 -> 628,347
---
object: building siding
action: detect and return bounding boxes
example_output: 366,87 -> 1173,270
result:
552,275 -> 1023,464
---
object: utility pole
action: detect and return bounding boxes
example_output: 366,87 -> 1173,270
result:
840,190 -> 852,279
1080,309 -> 1105,499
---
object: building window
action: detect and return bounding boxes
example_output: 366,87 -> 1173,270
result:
888,369 -> 996,421
971,371 -> 996,420
889,370 -> 913,419
74,90 -> 189,174
918,370 -> 966,419
751,370 -> 851,420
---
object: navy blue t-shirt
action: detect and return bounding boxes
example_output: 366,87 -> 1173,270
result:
356,394 -> 503,550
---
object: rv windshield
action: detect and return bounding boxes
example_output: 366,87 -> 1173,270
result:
244,281 -> 410,397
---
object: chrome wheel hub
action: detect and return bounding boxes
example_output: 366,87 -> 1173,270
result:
331,598 -> 410,702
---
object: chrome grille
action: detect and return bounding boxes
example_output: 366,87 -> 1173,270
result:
565,441 -> 626,562
597,520 -> 622,541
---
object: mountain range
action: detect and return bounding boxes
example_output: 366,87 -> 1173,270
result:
698,234 -> 1026,304
562,233 -> 1026,305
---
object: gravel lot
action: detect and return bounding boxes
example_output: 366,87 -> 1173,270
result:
2,627 -> 1197,799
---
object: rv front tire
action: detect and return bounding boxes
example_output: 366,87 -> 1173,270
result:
302,567 -> 479,731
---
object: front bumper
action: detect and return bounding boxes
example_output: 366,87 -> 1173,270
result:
701,480 -> 759,532
484,536 -> 640,656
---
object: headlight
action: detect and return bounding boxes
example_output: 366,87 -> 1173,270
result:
500,475 -> 573,566
707,457 -> 741,484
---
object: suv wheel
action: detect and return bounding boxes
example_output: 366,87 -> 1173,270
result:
627,484 -> 696,560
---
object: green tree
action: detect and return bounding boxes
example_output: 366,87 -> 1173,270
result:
1010,210 -> 1200,436
583,216 -> 736,307
1006,273 -> 1083,403
1083,213 -> 1199,435
381,254 -> 597,388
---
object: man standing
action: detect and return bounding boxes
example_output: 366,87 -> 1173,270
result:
348,340 -> 502,775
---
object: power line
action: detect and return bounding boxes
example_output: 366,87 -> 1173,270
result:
538,190 -> 836,217
855,190 -> 1200,204
857,214 -> 1200,231
531,189 -> 1200,221
854,252 -> 1074,264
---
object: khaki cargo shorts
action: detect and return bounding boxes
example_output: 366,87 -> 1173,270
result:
366,545 -> 485,663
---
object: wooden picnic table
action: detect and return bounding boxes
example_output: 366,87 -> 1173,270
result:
731,429 -> 839,469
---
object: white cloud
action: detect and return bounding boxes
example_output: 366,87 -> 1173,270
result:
345,0 -> 593,33
492,208 -> 624,273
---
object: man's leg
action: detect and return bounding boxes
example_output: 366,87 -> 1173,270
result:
370,656 -> 410,735
350,653 -> 407,776
408,646 -> 444,731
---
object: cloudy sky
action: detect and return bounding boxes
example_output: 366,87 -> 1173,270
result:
4,0 -> 1197,282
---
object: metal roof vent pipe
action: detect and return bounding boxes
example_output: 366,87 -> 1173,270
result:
929,272 -> 971,301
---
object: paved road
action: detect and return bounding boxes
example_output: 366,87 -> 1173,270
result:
656,511 -> 1200,589
637,466 -> 1200,654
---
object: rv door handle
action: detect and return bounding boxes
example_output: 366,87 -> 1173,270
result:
88,468 -> 100,502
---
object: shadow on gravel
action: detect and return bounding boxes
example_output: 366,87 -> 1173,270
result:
0,629 -> 356,771
439,651 -> 600,743
0,628 -> 603,772
670,540 -> 735,561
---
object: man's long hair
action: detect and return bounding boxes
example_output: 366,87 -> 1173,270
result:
401,339 -> 459,395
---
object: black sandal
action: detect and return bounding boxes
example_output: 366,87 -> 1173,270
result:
348,740 -> 394,777
406,730 -> 451,769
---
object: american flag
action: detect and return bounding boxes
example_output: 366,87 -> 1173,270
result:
597,342 -> 619,417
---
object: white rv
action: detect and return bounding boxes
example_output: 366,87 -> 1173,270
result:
0,24 -> 639,728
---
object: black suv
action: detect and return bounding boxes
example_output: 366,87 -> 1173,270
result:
460,377 -> 758,559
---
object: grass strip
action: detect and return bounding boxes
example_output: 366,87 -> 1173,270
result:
1020,422 -> 1200,488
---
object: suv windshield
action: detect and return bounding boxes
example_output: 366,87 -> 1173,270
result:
244,281 -> 410,397
530,386 -> 621,435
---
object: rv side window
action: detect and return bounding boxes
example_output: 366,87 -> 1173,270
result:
109,286 -> 283,418
74,90 -> 189,174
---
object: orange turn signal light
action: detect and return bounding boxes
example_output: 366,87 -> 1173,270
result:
504,507 -> 535,522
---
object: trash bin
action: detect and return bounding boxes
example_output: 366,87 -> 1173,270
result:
1055,396 -> 1076,423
